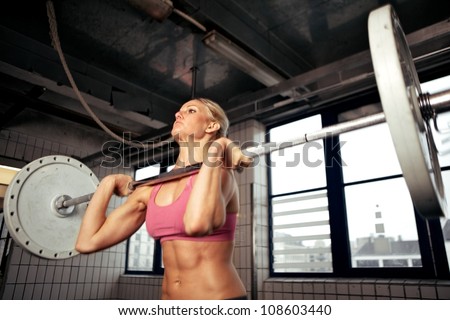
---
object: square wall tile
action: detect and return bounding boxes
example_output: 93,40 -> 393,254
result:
349,282 -> 361,296
420,286 -> 437,299
389,284 -> 405,298
437,285 -> 450,299
375,283 -> 390,297
404,285 -> 420,299
324,281 -> 337,295
361,282 -> 375,296
336,283 -> 349,295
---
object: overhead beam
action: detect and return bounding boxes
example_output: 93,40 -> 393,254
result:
0,60 -> 167,134
0,25 -> 178,129
0,85 -> 133,136
222,18 -> 450,121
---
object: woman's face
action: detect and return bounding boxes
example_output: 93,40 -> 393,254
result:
171,100 -> 215,141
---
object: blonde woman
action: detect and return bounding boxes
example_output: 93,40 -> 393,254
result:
76,98 -> 251,299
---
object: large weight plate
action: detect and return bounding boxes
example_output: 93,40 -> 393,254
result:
4,155 -> 98,259
369,5 -> 447,218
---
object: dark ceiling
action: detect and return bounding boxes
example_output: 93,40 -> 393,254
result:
1,0 -> 450,150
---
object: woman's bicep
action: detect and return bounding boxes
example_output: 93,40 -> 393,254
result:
220,169 -> 238,204
103,198 -> 146,239
77,196 -> 146,253
212,170 -> 237,226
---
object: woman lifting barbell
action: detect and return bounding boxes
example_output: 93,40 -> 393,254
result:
75,98 -> 252,300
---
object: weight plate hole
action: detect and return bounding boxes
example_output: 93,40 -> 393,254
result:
39,250 -> 43,254
67,158 -> 71,162
53,157 -> 57,161
26,167 -> 30,172
10,195 -> 14,200
10,211 -> 14,216
25,241 -> 29,245
15,227 -> 20,232
15,179 -> 20,184
54,253 -> 58,258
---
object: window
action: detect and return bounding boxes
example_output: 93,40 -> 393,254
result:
272,190 -> 332,272
126,163 -> 169,274
269,116 -> 333,273
341,123 -> 421,269
268,76 -> 450,278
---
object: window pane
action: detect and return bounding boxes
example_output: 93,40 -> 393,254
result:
272,190 -> 332,273
127,163 -> 161,273
269,115 -> 326,194
135,163 -> 160,180
421,75 -> 450,166
421,75 -> 450,93
434,113 -> 450,167
345,178 -> 421,268
340,123 -> 402,183
127,227 -> 155,272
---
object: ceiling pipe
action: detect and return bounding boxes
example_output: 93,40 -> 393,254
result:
127,0 -> 174,22
203,30 -> 286,88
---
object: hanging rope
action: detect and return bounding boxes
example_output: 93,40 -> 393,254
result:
172,8 -> 207,32
45,0 -> 171,149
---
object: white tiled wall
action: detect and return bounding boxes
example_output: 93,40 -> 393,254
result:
0,128 -> 130,299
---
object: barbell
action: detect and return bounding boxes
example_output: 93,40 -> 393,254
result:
3,4 -> 450,260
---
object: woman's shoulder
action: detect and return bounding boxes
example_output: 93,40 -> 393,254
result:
127,185 -> 154,207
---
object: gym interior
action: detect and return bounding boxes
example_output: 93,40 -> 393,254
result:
1,0 -> 450,300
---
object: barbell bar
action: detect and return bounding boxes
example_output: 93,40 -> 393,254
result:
51,112 -> 388,211
3,4 -> 450,260
59,162 -> 204,208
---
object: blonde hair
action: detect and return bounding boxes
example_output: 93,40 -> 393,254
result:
197,98 -> 229,138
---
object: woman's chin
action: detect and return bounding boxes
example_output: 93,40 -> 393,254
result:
171,131 -> 181,141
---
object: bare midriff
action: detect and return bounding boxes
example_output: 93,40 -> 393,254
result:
160,240 -> 246,300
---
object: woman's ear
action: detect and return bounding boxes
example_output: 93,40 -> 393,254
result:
205,121 -> 220,134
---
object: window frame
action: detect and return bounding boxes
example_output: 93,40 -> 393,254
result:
268,92 -> 450,280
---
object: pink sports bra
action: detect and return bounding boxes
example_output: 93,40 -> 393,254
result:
146,174 -> 237,243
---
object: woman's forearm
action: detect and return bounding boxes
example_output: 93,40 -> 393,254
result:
76,175 -> 116,250
184,156 -> 226,236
